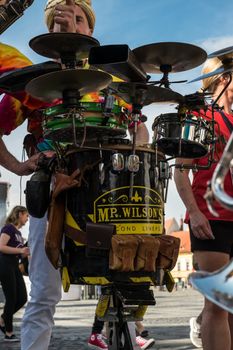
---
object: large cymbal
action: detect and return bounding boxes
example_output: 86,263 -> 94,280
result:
0,61 -> 61,93
29,33 -> 99,61
110,82 -> 184,106
132,42 -> 207,73
208,46 -> 233,61
25,69 -> 112,102
189,64 -> 233,84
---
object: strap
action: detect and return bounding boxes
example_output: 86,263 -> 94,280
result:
65,223 -> 87,245
219,110 -> 233,133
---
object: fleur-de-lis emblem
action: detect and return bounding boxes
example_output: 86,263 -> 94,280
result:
131,191 -> 142,203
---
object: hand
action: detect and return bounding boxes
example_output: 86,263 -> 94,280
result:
189,210 -> 215,240
53,0 -> 76,33
17,151 -> 55,176
20,247 -> 30,257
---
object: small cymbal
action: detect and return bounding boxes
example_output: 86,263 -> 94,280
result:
208,46 -> 233,62
110,82 -> 183,106
0,61 -> 61,93
26,69 -> 112,102
132,42 -> 207,73
29,33 -> 99,60
189,65 -> 233,84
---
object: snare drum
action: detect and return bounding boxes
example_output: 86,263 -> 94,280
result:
152,113 -> 211,158
42,102 -> 128,143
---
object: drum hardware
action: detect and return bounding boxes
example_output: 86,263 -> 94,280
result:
129,109 -> 142,199
112,153 -> 125,172
29,33 -> 100,69
89,44 -> 148,83
127,155 -> 141,173
98,144 -> 106,184
159,161 -> 171,202
99,284 -> 155,350
189,259 -> 233,314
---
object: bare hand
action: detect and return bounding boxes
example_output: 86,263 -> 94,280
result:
189,210 -> 215,240
54,0 -> 76,33
21,247 -> 30,257
17,151 -> 55,176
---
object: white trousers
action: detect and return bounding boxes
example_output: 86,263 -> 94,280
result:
21,214 -> 61,350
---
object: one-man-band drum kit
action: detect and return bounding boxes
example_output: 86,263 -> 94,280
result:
1,32 -> 233,347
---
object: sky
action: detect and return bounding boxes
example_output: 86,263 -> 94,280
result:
1,0 -> 233,236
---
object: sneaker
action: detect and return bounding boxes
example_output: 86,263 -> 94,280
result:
136,336 -> 155,350
88,333 -> 108,349
189,317 -> 202,348
4,334 -> 19,342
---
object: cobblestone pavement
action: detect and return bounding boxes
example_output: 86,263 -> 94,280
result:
0,287 -> 203,350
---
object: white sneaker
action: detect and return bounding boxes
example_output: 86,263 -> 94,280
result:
189,317 -> 202,348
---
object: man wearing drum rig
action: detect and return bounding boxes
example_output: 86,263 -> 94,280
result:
174,57 -> 233,350
0,1 -> 149,349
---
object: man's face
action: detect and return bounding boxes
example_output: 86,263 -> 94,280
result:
74,5 -> 92,35
51,4 -> 92,36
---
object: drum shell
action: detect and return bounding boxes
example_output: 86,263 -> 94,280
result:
42,103 -> 128,142
64,146 -> 165,281
66,146 -> 165,235
153,113 -> 211,158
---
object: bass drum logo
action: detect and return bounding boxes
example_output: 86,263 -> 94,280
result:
89,186 -> 164,235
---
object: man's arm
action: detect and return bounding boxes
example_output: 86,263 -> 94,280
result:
0,136 -> 39,175
129,122 -> 149,145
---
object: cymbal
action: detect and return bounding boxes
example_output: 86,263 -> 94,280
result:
25,69 -> 112,102
132,42 -> 207,73
110,82 -> 184,106
29,33 -> 99,60
208,46 -> 233,62
0,61 -> 61,93
189,64 -> 233,84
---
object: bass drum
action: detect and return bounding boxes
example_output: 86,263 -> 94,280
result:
64,144 -> 165,281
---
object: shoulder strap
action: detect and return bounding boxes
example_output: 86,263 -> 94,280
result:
219,110 -> 233,133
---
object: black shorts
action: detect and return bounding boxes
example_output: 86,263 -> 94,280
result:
189,220 -> 233,257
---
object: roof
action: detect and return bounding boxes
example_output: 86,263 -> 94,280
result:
170,230 -> 191,253
165,218 -> 180,235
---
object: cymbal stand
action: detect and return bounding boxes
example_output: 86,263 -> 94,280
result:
129,104 -> 141,199
158,64 -> 172,88
62,89 -> 85,146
